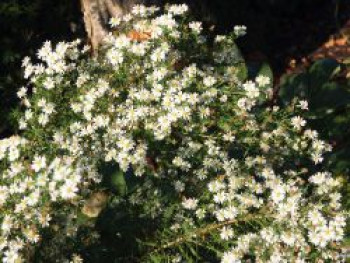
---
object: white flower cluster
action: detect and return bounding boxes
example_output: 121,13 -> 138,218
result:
0,4 -> 346,262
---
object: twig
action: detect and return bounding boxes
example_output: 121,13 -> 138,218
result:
149,213 -> 267,255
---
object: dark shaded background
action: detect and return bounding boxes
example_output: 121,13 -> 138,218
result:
0,0 -> 84,137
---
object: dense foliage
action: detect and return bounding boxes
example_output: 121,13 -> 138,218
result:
0,4 -> 348,263
279,58 -> 350,175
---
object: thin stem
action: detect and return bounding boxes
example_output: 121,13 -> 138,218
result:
149,213 -> 267,255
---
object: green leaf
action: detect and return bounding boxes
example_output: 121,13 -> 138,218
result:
221,42 -> 247,82
279,72 -> 308,104
124,168 -> 140,194
76,210 -> 94,225
110,168 -> 127,196
279,59 -> 350,114
308,58 -> 340,88
236,62 -> 248,81
257,62 -> 274,89
248,61 -> 273,88
308,82 -> 350,115
99,162 -> 127,196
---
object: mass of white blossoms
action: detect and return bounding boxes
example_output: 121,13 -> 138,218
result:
0,4 -> 346,262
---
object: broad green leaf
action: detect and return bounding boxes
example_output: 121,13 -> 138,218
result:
248,61 -> 273,88
309,82 -> 350,115
308,58 -> 340,89
279,72 -> 308,104
257,62 -> 274,89
235,62 -> 248,81
99,162 -> 127,196
110,168 -> 127,196
279,59 -> 350,114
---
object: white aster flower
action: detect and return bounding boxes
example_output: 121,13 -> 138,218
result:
3,249 -> 21,263
233,25 -> 247,36
168,4 -> 188,15
31,155 -> 47,172
17,87 -> 27,98
203,76 -> 217,87
109,17 -> 121,27
298,100 -> 309,110
271,184 -> 286,204
174,180 -> 185,192
60,181 -> 78,200
255,75 -> 270,87
182,197 -> 198,210
189,21 -> 202,34
243,81 -> 259,98
221,250 -> 241,263
195,208 -> 206,219
291,116 -> 306,130
220,226 -> 234,240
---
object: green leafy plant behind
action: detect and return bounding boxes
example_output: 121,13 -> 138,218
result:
279,58 -> 350,174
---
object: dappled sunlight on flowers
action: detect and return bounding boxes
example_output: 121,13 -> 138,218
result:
0,3 -> 346,262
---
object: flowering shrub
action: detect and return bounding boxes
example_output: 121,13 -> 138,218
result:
0,4 -> 347,262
